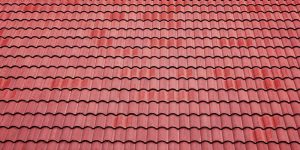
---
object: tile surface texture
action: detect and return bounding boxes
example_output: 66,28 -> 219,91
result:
0,0 -> 300,149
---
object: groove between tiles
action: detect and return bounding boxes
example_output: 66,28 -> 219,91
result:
1,27 -> 299,30
0,99 -> 299,104
0,55 -> 298,59
1,10 -> 299,13
1,19 -> 299,22
0,3 -> 299,7
2,46 -> 293,51
1,76 -> 299,80
1,36 -> 299,39
0,126 -> 299,130
0,88 -> 299,91
0,112 -> 299,116
0,140 -> 299,144
0,66 -> 298,69
0,46 -> 299,49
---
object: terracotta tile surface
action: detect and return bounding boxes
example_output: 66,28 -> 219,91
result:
0,0 -> 300,149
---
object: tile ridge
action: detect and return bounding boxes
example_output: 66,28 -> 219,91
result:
0,112 -> 299,116
0,140 -> 299,144
1,76 -> 298,80
1,36 -> 299,39
0,65 -> 298,69
2,27 -> 299,30
1,10 -> 299,13
1,46 -> 298,49
1,126 -> 299,130
0,88 -> 299,91
1,3 -> 299,7
1,18 -> 299,22
0,99 -> 298,103
1,55 -> 298,59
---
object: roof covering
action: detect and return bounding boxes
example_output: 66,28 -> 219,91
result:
0,0 -> 300,149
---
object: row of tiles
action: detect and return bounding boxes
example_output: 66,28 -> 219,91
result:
1,5 -> 299,12
0,90 -> 299,101
4,0 -> 298,5
0,57 -> 299,67
0,12 -> 299,20
0,78 -> 299,89
1,38 -> 298,47
1,68 -> 299,78
1,142 -> 300,150
0,142 -> 299,150
0,48 -> 297,57
0,101 -> 299,115
0,128 -> 299,142
1,20 -> 299,29
1,29 -> 299,38
1,113 -> 299,128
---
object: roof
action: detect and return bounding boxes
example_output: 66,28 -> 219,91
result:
0,0 -> 300,149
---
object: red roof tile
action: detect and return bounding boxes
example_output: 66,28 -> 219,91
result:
0,0 -> 300,149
